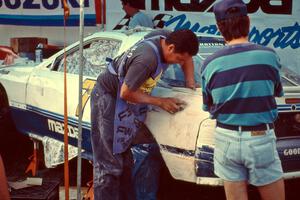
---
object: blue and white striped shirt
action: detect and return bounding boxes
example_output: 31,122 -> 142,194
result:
201,43 -> 284,126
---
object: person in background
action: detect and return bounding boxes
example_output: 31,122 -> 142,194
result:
0,155 -> 10,200
91,29 -> 198,200
121,0 -> 154,29
201,0 -> 285,200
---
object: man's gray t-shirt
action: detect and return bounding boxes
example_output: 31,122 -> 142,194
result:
97,30 -> 171,97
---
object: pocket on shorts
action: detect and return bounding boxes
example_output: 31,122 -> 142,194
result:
249,138 -> 276,168
214,136 -> 230,165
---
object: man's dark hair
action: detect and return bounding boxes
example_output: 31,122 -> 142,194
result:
216,7 -> 250,41
121,0 -> 141,9
165,29 -> 199,56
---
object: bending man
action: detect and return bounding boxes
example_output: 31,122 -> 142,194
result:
91,29 -> 198,200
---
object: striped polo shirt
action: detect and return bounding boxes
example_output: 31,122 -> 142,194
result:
201,42 -> 284,126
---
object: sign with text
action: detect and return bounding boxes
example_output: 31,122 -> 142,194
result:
0,0 -> 97,26
107,0 -> 300,74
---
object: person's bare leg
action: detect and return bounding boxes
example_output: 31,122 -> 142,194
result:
223,180 -> 248,200
0,155 -> 10,200
258,178 -> 285,200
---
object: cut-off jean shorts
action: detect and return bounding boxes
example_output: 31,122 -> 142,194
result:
214,126 -> 283,186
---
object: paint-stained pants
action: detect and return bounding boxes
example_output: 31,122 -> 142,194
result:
132,143 -> 163,200
91,83 -> 135,200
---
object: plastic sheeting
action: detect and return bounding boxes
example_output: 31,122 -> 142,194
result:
29,134 -> 79,168
57,40 -> 121,77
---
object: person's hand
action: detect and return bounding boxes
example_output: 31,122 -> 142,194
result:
185,79 -> 196,90
1,48 -> 18,65
3,54 -> 17,65
159,97 -> 187,114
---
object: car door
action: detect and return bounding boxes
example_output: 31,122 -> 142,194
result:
145,54 -> 205,183
25,36 -> 123,153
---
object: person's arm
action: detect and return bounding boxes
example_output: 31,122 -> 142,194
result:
0,47 -> 18,65
201,64 -> 213,112
0,155 -> 10,200
120,83 -> 186,114
0,47 -> 17,57
274,53 -> 284,97
181,56 -> 196,89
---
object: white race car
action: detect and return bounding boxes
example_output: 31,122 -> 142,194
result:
1,29 -> 300,185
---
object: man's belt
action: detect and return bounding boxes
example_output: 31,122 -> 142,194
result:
216,121 -> 274,131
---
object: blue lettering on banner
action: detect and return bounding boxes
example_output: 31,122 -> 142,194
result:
0,0 -> 93,26
0,0 -> 90,9
24,0 -> 40,9
42,0 -> 59,10
165,14 -> 300,49
250,23 -> 300,49
3,0 -> 21,9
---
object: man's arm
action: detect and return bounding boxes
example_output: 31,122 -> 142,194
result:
120,83 -> 186,114
181,56 -> 196,89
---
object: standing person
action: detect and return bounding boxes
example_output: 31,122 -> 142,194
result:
121,0 -> 154,29
201,0 -> 285,200
91,29 -> 198,200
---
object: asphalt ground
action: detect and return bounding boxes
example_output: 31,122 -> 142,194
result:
1,125 -> 299,200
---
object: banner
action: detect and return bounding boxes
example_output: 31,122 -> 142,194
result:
107,0 -> 300,74
0,0 -> 97,26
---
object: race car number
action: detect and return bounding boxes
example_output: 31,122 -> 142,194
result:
76,79 -> 96,117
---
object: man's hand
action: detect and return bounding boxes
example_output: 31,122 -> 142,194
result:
181,56 -> 197,90
159,97 -> 187,114
120,83 -> 187,114
185,79 -> 196,90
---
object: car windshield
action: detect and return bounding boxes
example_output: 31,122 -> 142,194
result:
281,67 -> 300,86
160,36 -> 225,88
161,37 -> 300,88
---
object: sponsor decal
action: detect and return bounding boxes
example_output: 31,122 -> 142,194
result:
164,14 -> 300,50
139,0 -> 292,15
0,0 -> 95,26
283,148 -> 300,156
48,118 -> 78,139
0,0 -> 90,10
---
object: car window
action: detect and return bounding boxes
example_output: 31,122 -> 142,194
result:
161,36 -> 225,88
281,67 -> 300,86
55,39 -> 121,77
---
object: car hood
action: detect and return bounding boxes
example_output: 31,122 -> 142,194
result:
0,62 -> 38,77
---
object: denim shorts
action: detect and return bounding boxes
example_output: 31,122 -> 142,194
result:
213,126 -> 283,186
